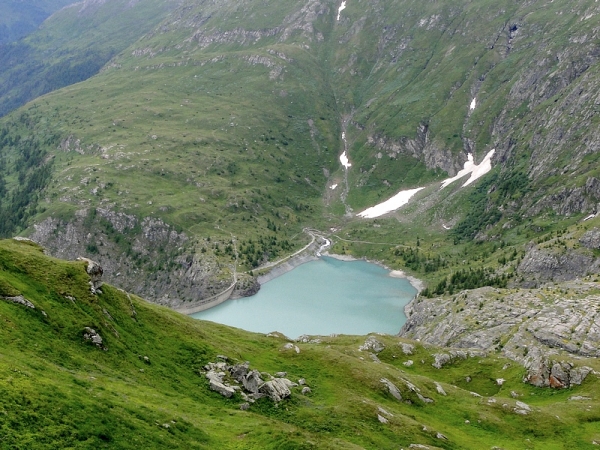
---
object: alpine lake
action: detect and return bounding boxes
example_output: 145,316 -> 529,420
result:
192,256 -> 417,339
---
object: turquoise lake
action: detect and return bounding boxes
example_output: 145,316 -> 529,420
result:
192,256 -> 417,338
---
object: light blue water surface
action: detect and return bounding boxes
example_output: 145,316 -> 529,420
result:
192,256 -> 416,338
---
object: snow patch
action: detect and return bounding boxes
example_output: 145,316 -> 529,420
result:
340,151 -> 351,169
357,187 -> 425,218
337,1 -> 347,21
470,98 -> 477,111
330,184 -> 338,190
442,224 -> 451,230
440,149 -> 495,189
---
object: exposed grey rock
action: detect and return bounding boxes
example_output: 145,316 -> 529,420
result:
230,362 -> 250,381
301,387 -> 311,395
432,353 -> 451,369
518,244 -> 600,286
523,358 -> 593,389
369,353 -> 381,363
2,295 -> 35,309
404,360 -> 414,367
240,402 -> 250,410
359,336 -> 385,353
377,414 -> 388,424
399,281 -> 600,382
568,396 -> 592,401
550,362 -> 570,388
400,342 -> 415,355
580,228 -> 600,250
515,401 -> 531,412
209,379 -> 235,398
83,327 -> 104,349
378,406 -> 393,417
434,382 -> 447,396
275,371 -> 287,377
380,378 -> 402,401
77,257 -> 103,294
298,378 -> 306,385
242,370 -> 263,394
258,378 -> 292,402
283,342 -> 300,353
436,432 -> 448,440
570,366 -> 593,386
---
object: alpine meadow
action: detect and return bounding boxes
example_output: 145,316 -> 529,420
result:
1,0 -> 600,448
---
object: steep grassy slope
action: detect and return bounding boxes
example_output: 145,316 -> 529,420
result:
2,0 -> 600,303
1,238 -> 599,449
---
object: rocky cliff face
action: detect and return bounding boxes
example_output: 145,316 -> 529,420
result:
516,229 -> 600,287
29,208 -> 241,309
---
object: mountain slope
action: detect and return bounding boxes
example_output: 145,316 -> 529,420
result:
2,0 -> 600,304
0,0 -> 75,44
0,0 -> 178,118
1,238 -> 599,449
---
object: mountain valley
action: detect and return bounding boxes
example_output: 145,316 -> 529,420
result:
2,0 -> 600,447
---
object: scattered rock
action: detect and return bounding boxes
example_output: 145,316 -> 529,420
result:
283,343 -> 300,353
377,414 -> 388,424
465,376 -> 472,383
378,406 -> 393,417
496,378 -> 505,386
436,432 -> 448,440
275,371 -> 287,377
83,327 -> 105,349
301,387 -> 311,395
400,342 -> 415,355
380,378 -> 403,401
298,378 -> 306,385
202,358 -> 299,402
369,353 -> 381,363
239,402 -> 250,410
359,336 -> 385,353
259,378 -> 292,402
2,295 -> 35,309
404,360 -> 414,367
434,382 -> 446,396
568,396 -> 591,401
432,353 -> 451,369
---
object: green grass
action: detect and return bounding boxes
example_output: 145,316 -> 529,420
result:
0,238 -> 599,449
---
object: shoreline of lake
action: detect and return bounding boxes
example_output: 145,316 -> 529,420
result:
324,253 -> 425,294
195,256 -> 417,337
255,249 -> 424,294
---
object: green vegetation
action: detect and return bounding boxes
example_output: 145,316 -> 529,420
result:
1,238 -> 599,449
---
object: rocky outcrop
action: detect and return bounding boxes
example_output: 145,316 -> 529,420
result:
359,336 -> 385,353
83,327 -> 105,350
202,358 -> 303,403
400,281 -> 600,388
367,124 -> 464,175
518,244 -> 600,286
580,228 -> 600,250
28,209 -> 247,310
77,257 -> 103,294
1,295 -> 35,309
523,359 -> 593,389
